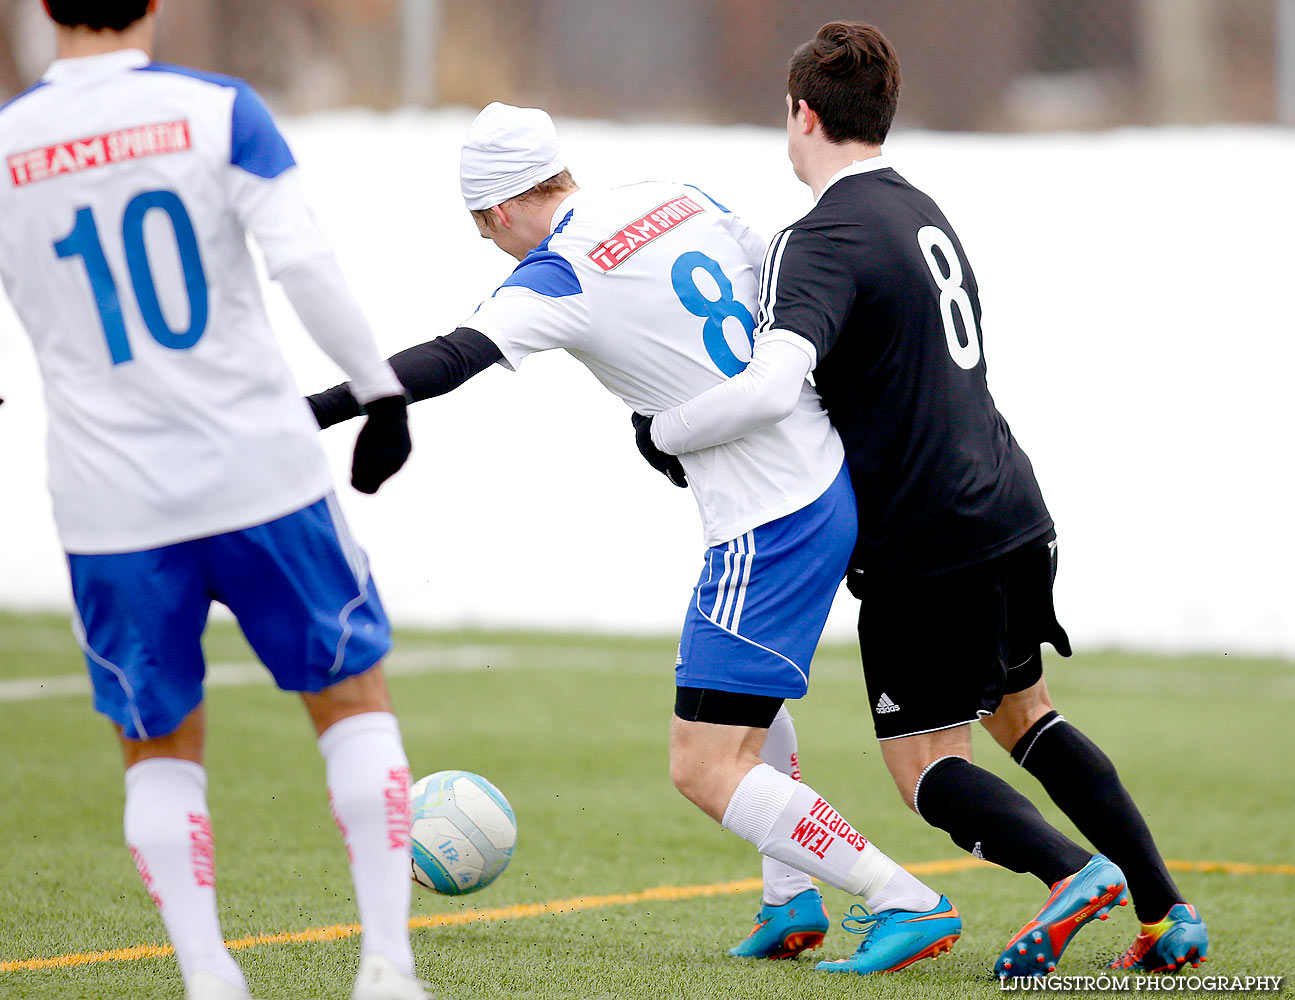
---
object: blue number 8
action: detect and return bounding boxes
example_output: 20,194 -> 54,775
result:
670,251 -> 756,377
54,189 -> 209,366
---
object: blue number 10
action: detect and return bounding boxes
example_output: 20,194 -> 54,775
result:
54,189 -> 209,366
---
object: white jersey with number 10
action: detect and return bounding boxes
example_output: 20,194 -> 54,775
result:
0,49 -> 337,554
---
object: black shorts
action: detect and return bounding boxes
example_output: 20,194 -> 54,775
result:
674,686 -> 784,729
850,535 -> 1071,741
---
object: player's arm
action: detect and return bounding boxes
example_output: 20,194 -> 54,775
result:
276,254 -> 405,402
647,334 -> 816,454
224,82 -> 409,492
309,263 -> 591,428
307,328 -> 503,429
223,88 -> 400,405
649,229 -> 854,456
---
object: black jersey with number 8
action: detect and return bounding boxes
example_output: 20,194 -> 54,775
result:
760,164 -> 1053,576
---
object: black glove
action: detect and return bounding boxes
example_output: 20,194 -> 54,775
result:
351,394 -> 411,494
306,383 -> 363,429
631,412 -> 687,488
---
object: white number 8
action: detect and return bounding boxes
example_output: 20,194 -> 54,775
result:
917,225 -> 981,370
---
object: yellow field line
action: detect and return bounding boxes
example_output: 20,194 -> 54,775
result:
2,857 -> 1289,973
1167,859 -> 1295,876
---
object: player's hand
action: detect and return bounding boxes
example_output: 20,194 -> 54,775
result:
631,412 -> 687,488
351,394 -> 412,494
306,384 -> 362,429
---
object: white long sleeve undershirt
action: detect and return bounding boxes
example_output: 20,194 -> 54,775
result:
278,253 -> 402,404
651,332 -> 817,455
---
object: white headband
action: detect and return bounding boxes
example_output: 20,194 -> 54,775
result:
460,102 -> 565,211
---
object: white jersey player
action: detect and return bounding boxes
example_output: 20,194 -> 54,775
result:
464,177 -> 844,548
308,102 -> 948,966
0,3 -> 425,999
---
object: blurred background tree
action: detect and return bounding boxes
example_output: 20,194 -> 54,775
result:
2,0 -> 1291,127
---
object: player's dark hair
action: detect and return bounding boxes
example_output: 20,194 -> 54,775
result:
43,0 -> 151,32
788,22 -> 901,145
471,169 -> 577,229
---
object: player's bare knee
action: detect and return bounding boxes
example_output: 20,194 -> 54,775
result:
986,685 -> 1055,749
876,749 -> 921,810
667,750 -> 690,794
980,710 -> 1023,750
894,771 -> 922,813
302,664 -> 392,736
117,702 -> 206,768
668,753 -> 709,808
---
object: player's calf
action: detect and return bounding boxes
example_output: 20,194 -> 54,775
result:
1009,708 -> 1189,924
124,756 -> 249,997
671,692 -> 945,925
318,712 -> 418,985
913,754 -> 1093,886
726,761 -> 946,920
668,711 -> 768,821
756,707 -> 818,915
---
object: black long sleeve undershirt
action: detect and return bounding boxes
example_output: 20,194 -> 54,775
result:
307,327 -> 503,429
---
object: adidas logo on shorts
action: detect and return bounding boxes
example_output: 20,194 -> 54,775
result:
875,693 -> 900,714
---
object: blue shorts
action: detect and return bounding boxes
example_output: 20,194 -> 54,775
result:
677,464 -> 856,699
67,495 -> 391,740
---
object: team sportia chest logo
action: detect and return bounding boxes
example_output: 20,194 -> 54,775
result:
587,195 -> 705,272
8,120 -> 191,187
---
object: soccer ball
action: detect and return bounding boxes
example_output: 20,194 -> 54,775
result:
409,770 -> 517,895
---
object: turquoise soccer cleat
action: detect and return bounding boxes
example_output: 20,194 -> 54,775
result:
995,854 -> 1129,978
728,887 -> 830,959
1110,903 -> 1209,973
814,895 -> 961,974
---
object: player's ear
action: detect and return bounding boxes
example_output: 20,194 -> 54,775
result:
490,204 -> 512,230
796,100 -> 817,136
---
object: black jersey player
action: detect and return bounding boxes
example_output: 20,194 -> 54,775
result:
639,21 -> 1207,980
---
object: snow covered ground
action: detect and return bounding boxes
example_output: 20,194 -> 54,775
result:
2,111 -> 1292,657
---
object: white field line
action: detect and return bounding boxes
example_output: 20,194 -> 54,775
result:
0,646 -> 519,704
0,673 -> 92,701
0,643 -> 680,704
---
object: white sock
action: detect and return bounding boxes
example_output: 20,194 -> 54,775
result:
758,707 -> 814,906
123,758 -> 246,992
866,863 -> 943,913
318,712 -> 415,978
723,763 -> 940,912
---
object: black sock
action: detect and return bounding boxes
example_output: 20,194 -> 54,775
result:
915,756 -> 1091,887
1013,711 -> 1184,923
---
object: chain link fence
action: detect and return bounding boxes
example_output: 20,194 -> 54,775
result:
0,0 -> 1287,128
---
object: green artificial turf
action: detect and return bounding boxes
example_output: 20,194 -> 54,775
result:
0,612 -> 1290,998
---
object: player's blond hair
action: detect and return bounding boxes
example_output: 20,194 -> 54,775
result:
470,169 -> 577,230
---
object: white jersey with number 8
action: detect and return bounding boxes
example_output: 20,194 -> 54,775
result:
465,181 -> 844,546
